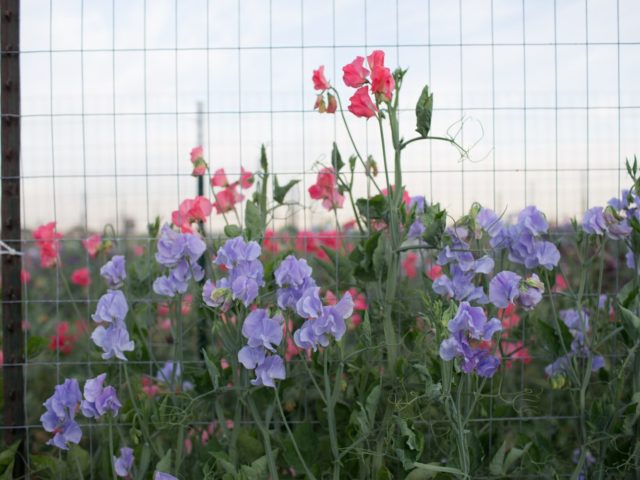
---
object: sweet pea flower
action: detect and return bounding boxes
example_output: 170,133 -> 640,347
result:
402,252 -> 418,278
21,269 -> 31,284
40,379 -> 83,450
80,373 -> 122,419
370,65 -> 394,101
91,324 -> 134,361
238,345 -> 267,370
82,234 -> 102,258
489,271 -> 521,308
210,168 -> 229,188
296,287 -> 324,320
326,93 -> 337,113
154,472 -> 179,480
202,278 -> 231,309
172,196 -> 212,233
240,167 -> 254,189
70,267 -> 91,287
114,447 -> 134,478
100,255 -> 126,289
367,50 -> 385,69
312,65 -> 330,90
342,56 -> 369,87
582,207 -> 607,235
190,146 -> 208,177
213,185 -> 244,214
241,309 -> 283,352
348,87 -> 378,119
48,322 -> 76,355
308,167 -> 345,211
251,355 -> 286,388
92,290 -> 128,324
33,222 -> 62,268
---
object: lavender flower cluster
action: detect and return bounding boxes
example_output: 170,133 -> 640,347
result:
478,206 -> 560,270
433,227 -> 494,304
583,189 -> 637,269
238,309 -> 286,387
274,255 -> 354,351
544,309 -> 605,378
92,255 -> 134,360
153,224 -> 206,297
202,237 -> 265,308
439,302 -> 502,377
40,375 -> 121,450
489,271 -> 544,311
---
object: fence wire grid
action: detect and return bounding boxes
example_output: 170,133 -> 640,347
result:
2,0 -> 640,477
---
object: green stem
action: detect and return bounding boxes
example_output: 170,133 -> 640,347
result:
324,349 -> 341,480
275,390 -> 317,480
247,395 -> 279,480
108,416 -> 117,480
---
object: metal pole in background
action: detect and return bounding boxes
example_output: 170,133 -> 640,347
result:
196,101 -> 208,356
1,0 -> 25,476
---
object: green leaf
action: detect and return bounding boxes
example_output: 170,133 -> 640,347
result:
415,85 -> 434,138
411,462 -> 464,477
273,177 -> 300,205
366,385 -> 381,427
155,449 -> 172,475
26,335 -> 48,359
67,444 -> 90,478
356,194 -> 388,221
224,224 -> 242,238
489,441 -> 507,475
31,454 -> 61,476
0,440 -> 20,479
244,201 -> 265,241
202,349 -> 220,391
348,154 -> 357,172
211,451 -> 236,476
503,442 -> 532,473
619,305 -> 640,334
331,142 -> 344,172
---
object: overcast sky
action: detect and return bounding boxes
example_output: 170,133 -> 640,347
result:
17,0 -> 640,234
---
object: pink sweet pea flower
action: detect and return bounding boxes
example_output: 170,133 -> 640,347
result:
240,167 -> 254,189
370,65 -> 395,101
213,185 -> 244,214
308,168 -> 345,211
48,322 -> 76,355
264,230 -> 280,253
312,65 -> 330,90
501,341 -> 531,368
367,50 -> 385,70
295,231 -> 327,261
381,186 -> 411,209
142,376 -> 160,398
427,265 -> 443,281
133,245 -> 145,257
190,146 -> 208,177
210,168 -> 229,188
342,56 -> 369,88
190,146 -> 204,162
70,267 -> 91,287
82,234 -> 102,258
402,252 -> 418,278
181,294 -> 192,316
33,222 -> 62,268
324,290 -> 338,306
172,196 -> 213,232
348,87 -> 377,119
349,288 -> 367,310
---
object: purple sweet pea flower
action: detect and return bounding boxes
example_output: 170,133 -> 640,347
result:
81,373 -> 122,419
40,379 -> 83,450
229,260 -> 264,306
477,208 -> 503,237
582,207 -> 607,235
153,259 -> 204,297
156,224 -> 206,267
214,237 -> 261,269
534,240 -> 561,270
437,243 -> 476,272
238,346 -> 267,370
407,218 -> 426,240
92,290 -> 128,325
154,472 -> 179,480
433,266 -> 489,304
114,447 -> 134,478
156,362 -> 193,391
296,287 -> 324,319
100,255 -> 127,289
518,206 -> 549,235
489,271 -> 522,308
603,212 -> 632,240
202,278 -> 230,309
277,276 -> 317,311
518,274 -> 544,310
91,323 -> 134,361
242,309 -> 283,352
251,355 -> 286,388
409,195 -> 426,213
293,320 -> 321,350
275,255 -> 313,288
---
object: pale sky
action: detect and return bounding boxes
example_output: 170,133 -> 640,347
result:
17,0 -> 640,234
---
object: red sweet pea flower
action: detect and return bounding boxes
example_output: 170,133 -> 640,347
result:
172,196 -> 213,232
181,294 -> 193,316
367,50 -> 385,70
264,229 -> 289,253
312,65 -> 330,90
342,56 -> 369,88
82,234 -> 102,258
427,265 -> 443,281
33,222 -> 62,268
501,341 -> 532,368
210,168 -> 229,188
48,322 -> 76,355
240,167 -> 254,189
348,87 -> 378,119
349,288 -> 368,310
213,185 -> 244,214
70,267 -> 91,287
308,167 -> 345,211
295,231 -> 327,261
21,269 -> 31,284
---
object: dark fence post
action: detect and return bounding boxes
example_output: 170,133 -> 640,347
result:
1,0 -> 25,476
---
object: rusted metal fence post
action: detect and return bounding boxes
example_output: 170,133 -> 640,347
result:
1,0 -> 25,476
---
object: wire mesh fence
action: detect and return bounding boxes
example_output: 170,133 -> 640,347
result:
3,0 -> 640,478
